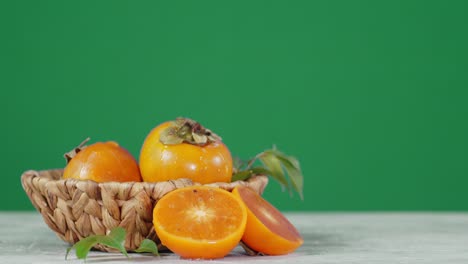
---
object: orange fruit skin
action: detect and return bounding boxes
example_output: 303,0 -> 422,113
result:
62,141 -> 142,183
153,186 -> 247,259
232,186 -> 303,255
139,121 -> 233,184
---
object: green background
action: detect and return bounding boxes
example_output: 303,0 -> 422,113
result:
2,0 -> 467,211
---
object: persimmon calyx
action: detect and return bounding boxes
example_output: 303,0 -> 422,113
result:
63,137 -> 90,163
159,117 -> 221,146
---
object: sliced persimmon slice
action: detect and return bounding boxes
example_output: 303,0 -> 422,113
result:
153,186 -> 247,259
232,186 -> 303,255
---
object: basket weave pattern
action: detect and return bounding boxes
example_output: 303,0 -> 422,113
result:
21,169 -> 268,252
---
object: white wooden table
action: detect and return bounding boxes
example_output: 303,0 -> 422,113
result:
0,212 -> 467,263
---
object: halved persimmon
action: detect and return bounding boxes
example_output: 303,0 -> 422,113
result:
63,141 -> 142,183
153,186 -> 247,259
232,186 -> 303,255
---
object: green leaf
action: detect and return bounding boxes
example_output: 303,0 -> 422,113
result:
98,236 -> 128,258
65,247 -> 72,260
259,152 -> 289,189
250,167 -> 271,176
108,227 -> 126,243
232,167 -> 272,182
232,148 -> 304,200
67,236 -> 100,260
65,227 -> 128,260
232,170 -> 253,182
265,149 -> 304,200
135,239 -> 159,256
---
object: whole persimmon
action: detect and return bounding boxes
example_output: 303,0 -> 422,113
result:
63,141 -> 142,183
139,118 -> 233,184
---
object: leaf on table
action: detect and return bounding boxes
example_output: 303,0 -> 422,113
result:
65,227 -> 128,260
108,227 -> 126,244
135,239 -> 159,256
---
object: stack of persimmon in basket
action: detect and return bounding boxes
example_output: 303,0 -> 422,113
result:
63,117 -> 304,260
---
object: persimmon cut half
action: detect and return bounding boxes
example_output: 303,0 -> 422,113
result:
153,186 -> 247,259
232,186 -> 303,255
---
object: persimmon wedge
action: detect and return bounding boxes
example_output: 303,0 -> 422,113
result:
232,186 -> 303,255
153,186 -> 247,259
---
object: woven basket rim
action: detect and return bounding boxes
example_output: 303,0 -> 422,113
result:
22,168 -> 192,187
21,169 -> 269,195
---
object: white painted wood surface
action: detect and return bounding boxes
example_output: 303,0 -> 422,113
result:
0,212 -> 467,263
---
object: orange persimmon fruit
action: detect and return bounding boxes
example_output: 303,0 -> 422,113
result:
153,186 -> 247,259
139,118 -> 233,184
63,141 -> 142,182
232,186 -> 303,255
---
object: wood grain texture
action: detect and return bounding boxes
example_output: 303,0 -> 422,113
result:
0,212 -> 467,263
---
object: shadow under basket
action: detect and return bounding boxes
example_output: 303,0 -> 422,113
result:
21,169 -> 268,252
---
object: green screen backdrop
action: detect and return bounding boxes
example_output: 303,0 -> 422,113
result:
2,0 -> 467,211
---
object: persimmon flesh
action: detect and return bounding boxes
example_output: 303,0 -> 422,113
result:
232,186 -> 303,255
153,186 -> 247,259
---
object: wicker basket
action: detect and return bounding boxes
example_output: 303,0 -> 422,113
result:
21,169 -> 268,252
